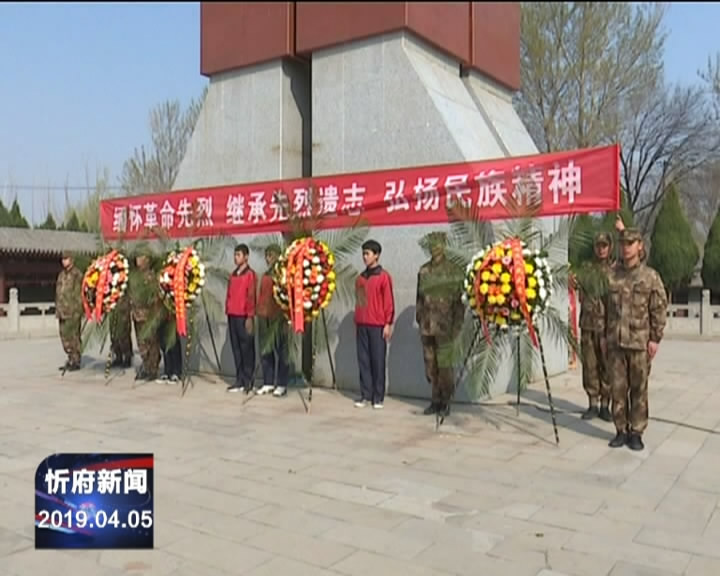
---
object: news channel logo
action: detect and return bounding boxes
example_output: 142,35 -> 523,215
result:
35,453 -> 154,549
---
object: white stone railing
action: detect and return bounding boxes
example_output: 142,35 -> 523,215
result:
664,289 -> 719,337
2,287 -> 719,340
569,288 -> 719,339
0,288 -> 59,337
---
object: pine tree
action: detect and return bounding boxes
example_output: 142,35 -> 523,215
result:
64,211 -> 82,232
8,199 -> 29,228
37,213 -> 57,230
0,200 -> 9,226
648,184 -> 699,296
701,206 -> 720,293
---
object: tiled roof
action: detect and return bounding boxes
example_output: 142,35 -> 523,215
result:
0,227 -> 101,256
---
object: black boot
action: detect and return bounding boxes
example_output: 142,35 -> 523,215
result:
438,403 -> 450,417
598,406 -> 612,422
608,432 -> 626,448
423,403 -> 438,415
627,434 -> 644,451
581,405 -> 599,420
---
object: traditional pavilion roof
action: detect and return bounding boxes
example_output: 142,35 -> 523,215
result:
0,227 -> 101,257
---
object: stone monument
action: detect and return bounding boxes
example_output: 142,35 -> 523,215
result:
173,2 -> 568,400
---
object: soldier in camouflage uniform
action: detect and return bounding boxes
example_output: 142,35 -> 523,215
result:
416,232 -> 465,417
605,227 -> 667,451
128,251 -> 162,380
579,232 -> 614,421
55,251 -> 84,371
109,292 -> 133,368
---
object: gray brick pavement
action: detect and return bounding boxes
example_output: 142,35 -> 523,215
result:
1,337 -> 720,575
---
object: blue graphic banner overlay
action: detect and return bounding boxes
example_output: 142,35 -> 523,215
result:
35,453 -> 154,549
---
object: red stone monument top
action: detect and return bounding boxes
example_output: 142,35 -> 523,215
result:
200,2 -> 520,91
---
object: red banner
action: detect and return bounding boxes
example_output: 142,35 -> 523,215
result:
99,145 -> 620,240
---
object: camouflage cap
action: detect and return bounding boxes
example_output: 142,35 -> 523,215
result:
621,227 -> 643,243
265,243 -> 282,256
133,242 -> 153,257
594,232 -> 611,246
426,231 -> 448,246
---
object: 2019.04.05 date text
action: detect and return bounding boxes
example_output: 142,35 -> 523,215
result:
37,509 -> 153,530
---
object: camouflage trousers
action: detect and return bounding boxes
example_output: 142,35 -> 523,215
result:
133,319 -> 160,378
110,311 -> 133,363
608,347 -> 650,435
581,329 -> 610,407
59,317 -> 82,367
421,335 -> 455,405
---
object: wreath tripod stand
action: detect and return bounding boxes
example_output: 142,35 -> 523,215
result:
297,309 -> 336,413
437,320 -> 560,445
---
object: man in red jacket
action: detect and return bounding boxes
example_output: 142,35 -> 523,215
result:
256,244 -> 290,397
354,239 -> 395,409
226,244 -> 257,393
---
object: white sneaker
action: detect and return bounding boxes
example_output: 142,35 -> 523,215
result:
272,386 -> 287,397
354,399 -> 367,408
373,403 -> 384,410
155,375 -> 169,384
256,385 -> 275,395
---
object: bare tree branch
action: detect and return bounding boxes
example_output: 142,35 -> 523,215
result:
120,86 -> 208,195
517,2 -> 666,153
618,81 -> 720,231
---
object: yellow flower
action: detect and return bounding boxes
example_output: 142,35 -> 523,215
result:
328,282 -> 336,292
479,283 -> 489,295
527,277 -> 537,288
469,298 -> 476,308
525,262 -> 534,274
496,294 -> 506,305
495,315 -> 507,325
492,262 -> 503,275
495,247 -> 505,258
526,288 -> 537,300
501,283 -> 511,295
328,254 -> 335,266
510,312 -> 521,320
327,271 -> 336,280
488,295 -> 497,305
500,272 -> 511,284
481,270 -> 490,281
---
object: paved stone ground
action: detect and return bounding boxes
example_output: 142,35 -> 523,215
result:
1,336 -> 720,576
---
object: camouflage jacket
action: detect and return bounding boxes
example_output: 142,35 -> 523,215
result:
129,268 -> 163,323
579,259 -> 613,332
606,262 -> 667,351
416,258 -> 465,338
55,266 -> 84,320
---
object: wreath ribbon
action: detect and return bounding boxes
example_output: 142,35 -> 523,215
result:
285,241 -> 310,334
508,238 -> 538,348
94,250 -> 117,322
472,248 -> 496,346
174,246 -> 193,336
